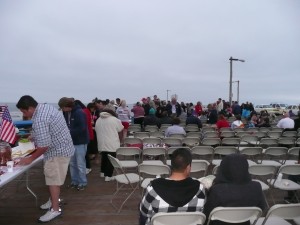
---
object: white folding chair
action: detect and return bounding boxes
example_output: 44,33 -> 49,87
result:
267,131 -> 282,139
203,131 -> 219,138
145,125 -> 159,132
142,147 -> 166,165
116,147 -> 141,170
107,155 -> 140,213
240,147 -> 263,166
259,138 -> 278,149
186,131 -> 202,138
278,137 -> 296,148
269,164 -> 300,203
138,163 -> 170,191
149,131 -> 164,138
254,203 -> 300,225
201,138 -> 221,147
285,147 -> 300,165
220,131 -> 235,138
124,137 -> 143,149
282,131 -> 297,137
202,127 -> 216,133
134,132 -> 150,139
190,160 -> 210,178
143,137 -> 162,147
182,137 -> 201,148
128,125 -> 142,135
240,135 -> 259,147
151,212 -> 206,225
162,137 -> 182,147
221,138 -> 240,147
212,146 -> 238,166
261,147 -> 288,167
206,207 -> 262,225
219,127 -> 233,132
185,125 -> 200,132
191,146 -> 214,165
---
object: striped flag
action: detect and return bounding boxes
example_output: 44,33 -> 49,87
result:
0,105 -> 6,117
0,106 -> 16,144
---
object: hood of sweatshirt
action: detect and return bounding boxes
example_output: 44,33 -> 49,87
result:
151,177 -> 202,207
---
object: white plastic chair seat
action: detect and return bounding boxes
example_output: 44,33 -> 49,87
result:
247,160 -> 257,166
269,179 -> 300,191
284,160 -> 298,165
119,161 -> 139,168
212,159 -> 221,166
293,217 -> 300,225
166,159 -> 171,166
142,160 -> 165,166
261,160 -> 283,167
151,211 -> 206,225
115,173 -> 140,184
254,217 -> 293,225
240,141 -> 258,146
141,178 -> 155,189
253,179 -> 269,191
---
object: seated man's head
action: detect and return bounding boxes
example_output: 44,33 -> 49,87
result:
171,148 -> 192,176
172,117 -> 181,125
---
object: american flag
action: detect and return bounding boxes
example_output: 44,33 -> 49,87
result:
0,106 -> 16,144
0,105 -> 6,117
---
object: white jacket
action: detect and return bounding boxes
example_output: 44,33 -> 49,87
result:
95,112 -> 124,152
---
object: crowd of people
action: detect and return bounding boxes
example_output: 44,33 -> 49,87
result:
14,94 -> 300,224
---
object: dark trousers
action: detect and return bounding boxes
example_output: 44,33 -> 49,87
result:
101,152 -> 116,177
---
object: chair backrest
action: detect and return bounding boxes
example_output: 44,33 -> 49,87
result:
162,138 -> 182,147
214,146 -> 237,156
282,131 -> 297,137
128,125 -> 142,133
241,135 -> 259,145
240,147 -> 263,156
201,138 -> 221,146
202,127 -> 216,133
267,131 -> 282,138
182,137 -> 201,147
145,125 -> 159,132
191,160 -> 210,176
108,154 -> 123,169
203,131 -> 219,138
206,207 -> 262,225
185,125 -> 200,132
278,164 -> 300,176
142,147 -> 167,163
221,138 -> 240,146
116,147 -> 141,162
249,164 -> 277,176
149,131 -> 164,138
143,137 -> 162,146
151,212 -> 206,225
220,131 -> 235,138
169,133 -> 186,139
138,163 -> 170,177
124,137 -> 143,146
259,138 -> 278,148
260,204 -> 300,225
219,127 -> 233,132
134,132 -> 150,139
288,147 -> 300,158
186,132 -> 202,138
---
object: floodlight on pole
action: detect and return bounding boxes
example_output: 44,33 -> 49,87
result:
229,57 -> 245,106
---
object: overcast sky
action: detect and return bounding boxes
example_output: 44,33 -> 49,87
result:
0,0 -> 299,106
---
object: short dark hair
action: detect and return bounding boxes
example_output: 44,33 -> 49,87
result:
172,117 -> 181,125
171,148 -> 192,172
58,97 -> 75,108
16,95 -> 38,110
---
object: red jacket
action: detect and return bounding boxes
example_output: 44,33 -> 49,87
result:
83,108 -> 94,140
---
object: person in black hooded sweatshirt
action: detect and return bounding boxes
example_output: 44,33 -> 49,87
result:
204,154 -> 266,225
139,148 -> 206,225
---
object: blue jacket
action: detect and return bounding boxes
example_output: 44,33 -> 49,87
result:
63,105 -> 89,145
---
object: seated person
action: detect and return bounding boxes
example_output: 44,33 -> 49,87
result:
164,117 -> 186,137
204,154 -> 266,225
139,148 -> 206,225
257,117 -> 271,128
207,104 -> 218,124
216,113 -> 230,131
159,111 -> 173,125
186,113 -> 203,128
231,114 -> 244,129
143,108 -> 161,129
276,112 -> 294,129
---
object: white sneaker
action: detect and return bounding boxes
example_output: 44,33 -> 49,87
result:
38,208 -> 61,222
100,172 -> 105,177
105,176 -> 115,182
86,168 -> 92,174
40,198 -> 63,210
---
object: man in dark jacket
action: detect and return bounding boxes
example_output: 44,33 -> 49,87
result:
166,97 -> 182,117
139,148 -> 206,225
59,97 -> 89,191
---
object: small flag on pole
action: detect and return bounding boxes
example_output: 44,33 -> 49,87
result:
0,106 -> 16,144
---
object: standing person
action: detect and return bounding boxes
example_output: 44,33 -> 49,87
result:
95,109 -> 124,181
139,148 -> 206,225
131,102 -> 145,129
207,104 -> 218,125
204,154 -> 266,225
166,97 -> 182,117
216,98 -> 223,113
58,97 -> 89,191
116,99 -> 131,143
215,113 -> 230,131
194,101 -> 203,117
74,100 -> 94,175
16,95 -> 75,222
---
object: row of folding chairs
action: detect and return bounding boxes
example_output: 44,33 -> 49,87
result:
150,204 -> 300,225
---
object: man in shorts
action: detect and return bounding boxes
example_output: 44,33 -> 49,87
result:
16,95 -> 74,223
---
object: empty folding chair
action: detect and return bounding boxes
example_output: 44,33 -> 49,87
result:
221,138 -> 240,147
138,163 -> 170,191
151,212 -> 206,225
202,127 -> 216,133
278,137 -> 296,148
285,147 -> 300,165
191,146 -> 214,165
149,131 -> 164,138
142,147 -> 167,165
203,131 -> 219,138
190,160 -> 210,178
259,127 -> 271,133
128,125 -> 142,135
144,125 -> 159,132
186,131 -> 202,138
233,127 -> 245,133
282,131 -> 297,137
162,137 -> 182,147
143,137 -> 162,147
212,146 -> 238,166
169,133 -> 186,139
240,147 -> 263,166
270,164 -> 300,203
116,147 -> 141,170
124,137 -> 143,149
219,127 -> 233,132
134,132 -> 150,139
261,147 -> 288,167
271,127 -> 284,132
107,155 -> 140,213
206,207 -> 262,225
220,131 -> 235,138
255,131 -> 268,139
259,138 -> 278,149
254,203 -> 300,225
235,131 -> 249,138
248,164 -> 278,206
182,137 -> 201,148
267,131 -> 282,138
240,135 -> 259,147
202,138 -> 221,147
185,124 -> 200,132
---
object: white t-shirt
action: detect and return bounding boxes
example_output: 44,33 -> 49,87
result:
276,118 -> 295,129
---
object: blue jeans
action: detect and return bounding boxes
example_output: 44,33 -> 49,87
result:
69,144 -> 87,186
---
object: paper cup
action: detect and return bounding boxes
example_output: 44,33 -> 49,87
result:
6,161 -> 14,172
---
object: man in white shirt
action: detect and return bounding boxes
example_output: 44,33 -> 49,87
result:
276,113 -> 295,129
